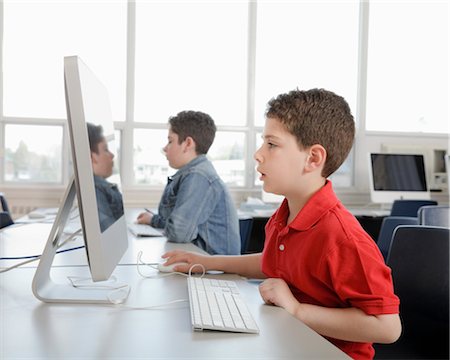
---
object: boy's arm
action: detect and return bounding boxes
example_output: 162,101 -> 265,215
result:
259,278 -> 401,344
162,250 -> 267,279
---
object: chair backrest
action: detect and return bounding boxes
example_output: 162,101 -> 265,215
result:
0,212 -> 14,229
389,199 -> 438,217
377,216 -> 418,261
0,193 -> 14,229
239,217 -> 253,254
418,205 -> 450,227
0,192 -> 11,213
385,225 -> 449,358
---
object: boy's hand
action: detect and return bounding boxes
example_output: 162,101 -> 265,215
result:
161,250 -> 210,273
259,278 -> 300,315
136,211 -> 152,224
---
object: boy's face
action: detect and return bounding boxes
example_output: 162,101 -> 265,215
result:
163,128 -> 188,169
91,139 -> 114,179
254,117 -> 309,196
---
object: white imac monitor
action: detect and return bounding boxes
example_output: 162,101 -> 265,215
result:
368,153 -> 430,204
32,56 -> 128,303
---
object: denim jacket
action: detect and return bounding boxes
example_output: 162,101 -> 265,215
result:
94,175 -> 124,232
150,155 -> 240,255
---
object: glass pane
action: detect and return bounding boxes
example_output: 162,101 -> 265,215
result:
4,124 -> 63,183
133,129 -> 172,185
208,132 -> 245,186
329,149 -> 354,188
254,132 -> 263,186
3,0 -> 127,121
366,2 -> 449,133
109,130 -> 122,186
255,1 -> 359,126
135,2 -> 248,126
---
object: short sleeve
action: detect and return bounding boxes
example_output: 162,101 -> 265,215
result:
324,237 -> 400,315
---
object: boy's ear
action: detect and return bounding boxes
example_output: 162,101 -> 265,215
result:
305,144 -> 326,172
90,152 -> 98,164
183,136 -> 196,153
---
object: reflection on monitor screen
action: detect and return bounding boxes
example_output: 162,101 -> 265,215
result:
87,122 -> 124,232
368,153 -> 430,204
32,56 -> 128,304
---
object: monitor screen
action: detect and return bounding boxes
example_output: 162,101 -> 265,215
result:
32,56 -> 128,303
369,153 -> 430,204
65,56 -> 127,281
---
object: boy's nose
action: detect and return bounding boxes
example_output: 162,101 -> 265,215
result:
253,147 -> 262,163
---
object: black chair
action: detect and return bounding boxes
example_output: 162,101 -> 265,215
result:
418,205 -> 449,228
374,225 -> 449,359
390,199 -> 438,217
0,193 -> 14,229
376,216 -> 418,261
239,217 -> 253,254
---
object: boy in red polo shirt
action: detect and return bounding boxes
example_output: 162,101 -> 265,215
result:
162,88 -> 401,359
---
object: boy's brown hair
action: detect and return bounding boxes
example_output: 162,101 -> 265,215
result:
266,88 -> 355,178
169,110 -> 216,155
87,122 -> 104,154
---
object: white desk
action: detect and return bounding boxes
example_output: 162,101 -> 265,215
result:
1,211 -> 348,359
1,265 -> 348,359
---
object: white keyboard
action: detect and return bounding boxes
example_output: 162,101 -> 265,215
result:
187,277 -> 259,334
128,223 -> 163,237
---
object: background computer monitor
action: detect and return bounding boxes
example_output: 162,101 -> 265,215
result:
368,153 -> 430,204
32,56 -> 128,303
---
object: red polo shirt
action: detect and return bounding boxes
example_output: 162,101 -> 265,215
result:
261,181 -> 399,359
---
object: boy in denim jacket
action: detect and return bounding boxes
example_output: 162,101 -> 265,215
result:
137,111 -> 240,255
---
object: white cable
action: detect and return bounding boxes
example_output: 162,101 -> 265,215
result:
67,275 -> 126,289
0,228 -> 82,274
0,257 -> 40,273
119,251 -> 207,309
67,275 -> 131,304
113,299 -> 188,310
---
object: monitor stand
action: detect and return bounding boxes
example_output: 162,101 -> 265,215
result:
32,177 -> 127,304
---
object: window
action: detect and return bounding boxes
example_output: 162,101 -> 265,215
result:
2,0 -> 127,120
2,0 -> 127,185
134,1 -> 248,126
3,1 -> 447,199
254,1 -> 360,126
366,1 -> 449,133
209,132 -> 246,187
133,129 -> 171,185
4,124 -> 63,183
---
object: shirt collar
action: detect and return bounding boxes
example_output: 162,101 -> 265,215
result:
172,155 -> 207,179
94,175 -> 117,190
273,180 -> 339,231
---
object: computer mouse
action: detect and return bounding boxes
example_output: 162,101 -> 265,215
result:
157,262 -> 189,273
28,211 -> 46,219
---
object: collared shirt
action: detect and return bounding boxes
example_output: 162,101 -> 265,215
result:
261,180 -> 400,359
151,155 -> 240,255
94,175 -> 124,232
